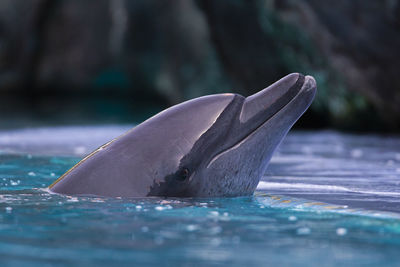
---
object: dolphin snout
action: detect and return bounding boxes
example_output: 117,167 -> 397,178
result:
303,75 -> 317,93
240,73 -> 305,123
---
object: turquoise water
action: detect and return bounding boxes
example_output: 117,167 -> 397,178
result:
1,126 -> 400,266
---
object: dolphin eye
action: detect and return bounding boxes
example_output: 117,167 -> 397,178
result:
177,167 -> 190,181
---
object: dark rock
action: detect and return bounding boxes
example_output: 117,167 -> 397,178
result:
0,0 -> 399,130
274,0 -> 400,129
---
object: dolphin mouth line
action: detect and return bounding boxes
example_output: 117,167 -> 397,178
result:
206,76 -> 313,168
242,75 -> 313,136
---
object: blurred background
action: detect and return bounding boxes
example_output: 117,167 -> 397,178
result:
0,0 -> 399,132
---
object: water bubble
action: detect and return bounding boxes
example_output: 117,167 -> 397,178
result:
50,173 -> 56,177
10,180 -> 20,186
160,200 -> 172,205
336,228 -> 347,236
28,172 -> 36,176
66,197 -> 79,202
156,205 -> 173,210
136,205 -> 142,210
141,226 -> 149,232
27,154 -> 32,159
186,225 -> 198,232
209,211 -> 219,217
288,216 -> 297,221
223,212 -> 229,217
5,207 -> 12,213
297,227 -> 311,235
91,198 -> 105,203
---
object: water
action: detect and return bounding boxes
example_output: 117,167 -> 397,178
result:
1,126 -> 400,266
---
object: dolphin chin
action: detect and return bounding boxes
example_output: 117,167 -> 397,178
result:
49,73 -> 317,198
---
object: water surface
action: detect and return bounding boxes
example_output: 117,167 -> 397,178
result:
0,126 -> 399,266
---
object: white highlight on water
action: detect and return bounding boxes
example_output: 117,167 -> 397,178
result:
257,181 -> 400,197
336,228 -> 347,236
10,180 -> 20,186
209,211 -> 219,217
297,227 -> 311,235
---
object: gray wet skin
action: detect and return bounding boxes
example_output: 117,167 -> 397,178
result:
49,73 -> 317,198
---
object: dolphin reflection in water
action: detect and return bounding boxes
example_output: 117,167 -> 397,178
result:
49,73 -> 317,198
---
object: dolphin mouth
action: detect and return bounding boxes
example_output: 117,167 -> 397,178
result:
206,73 -> 316,168
240,73 -> 305,124
240,73 -> 316,135
239,73 -> 316,139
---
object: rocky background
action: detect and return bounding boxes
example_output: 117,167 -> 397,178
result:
0,0 -> 399,131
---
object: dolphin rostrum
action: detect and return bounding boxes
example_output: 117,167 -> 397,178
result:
49,73 -> 316,197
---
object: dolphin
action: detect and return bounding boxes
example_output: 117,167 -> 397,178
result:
49,73 -> 316,198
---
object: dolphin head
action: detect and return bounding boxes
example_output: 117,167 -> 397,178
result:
148,73 -> 316,197
50,73 -> 316,198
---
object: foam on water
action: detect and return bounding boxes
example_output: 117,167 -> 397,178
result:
258,182 -> 400,197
